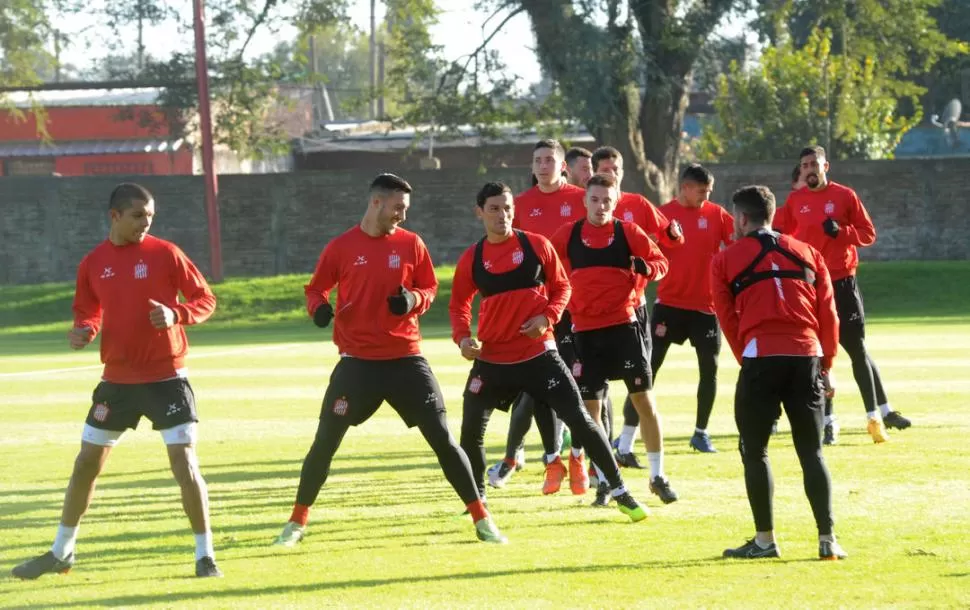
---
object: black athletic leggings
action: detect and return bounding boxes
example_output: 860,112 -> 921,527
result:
735,356 -> 833,535
569,394 -> 613,452
837,335 -> 889,415
296,409 -> 479,507
502,393 -> 563,460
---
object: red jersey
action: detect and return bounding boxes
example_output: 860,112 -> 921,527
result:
512,183 -> 587,238
450,231 -> 571,364
773,181 -> 876,281
711,230 -> 839,369
551,219 -> 668,332
656,199 -> 735,313
305,226 -> 436,360
72,235 -> 216,384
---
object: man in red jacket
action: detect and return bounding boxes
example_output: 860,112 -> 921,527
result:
565,146 -> 593,187
451,181 -> 647,522
274,174 -> 506,546
712,185 -> 846,560
551,173 -> 679,507
12,183 -> 221,580
775,146 -> 910,442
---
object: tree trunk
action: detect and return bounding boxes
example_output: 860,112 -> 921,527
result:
637,71 -> 692,204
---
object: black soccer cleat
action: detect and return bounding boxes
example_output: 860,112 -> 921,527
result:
883,411 -> 911,430
819,540 -> 848,561
11,551 -> 74,580
723,538 -> 780,559
823,422 -> 838,445
614,451 -> 646,469
195,556 -> 223,578
591,481 -> 611,507
649,476 -> 679,504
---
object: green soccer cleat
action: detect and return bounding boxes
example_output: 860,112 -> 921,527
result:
273,521 -> 306,547
474,518 -> 508,544
614,492 -> 649,522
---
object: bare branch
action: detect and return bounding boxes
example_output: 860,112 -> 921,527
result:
436,5 -> 526,96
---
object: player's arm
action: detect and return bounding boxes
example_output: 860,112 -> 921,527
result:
304,242 -> 339,327
70,257 -> 101,349
448,249 -> 482,359
535,235 -> 572,327
711,253 -> 743,365
650,203 -> 684,249
813,250 -> 840,371
171,247 -> 217,325
627,223 -> 669,282
721,208 -> 737,246
836,191 -> 877,247
403,236 -> 438,317
772,197 -> 793,234
550,224 -> 573,275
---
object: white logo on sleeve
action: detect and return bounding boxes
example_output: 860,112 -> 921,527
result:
100,267 -> 115,279
354,255 -> 368,266
134,260 -> 148,279
512,250 -> 524,265
388,253 -> 401,269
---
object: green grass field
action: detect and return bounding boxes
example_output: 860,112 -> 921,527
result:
1,262 -> 969,608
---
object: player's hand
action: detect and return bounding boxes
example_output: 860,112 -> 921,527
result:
630,256 -> 652,276
666,219 -> 683,240
68,326 -> 94,350
822,217 -> 840,238
387,285 -> 417,316
148,299 -> 177,329
821,369 -> 836,399
519,314 -> 550,339
313,302 -> 334,328
459,337 -> 482,361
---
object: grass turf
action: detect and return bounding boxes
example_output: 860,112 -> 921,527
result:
1,261 -> 969,607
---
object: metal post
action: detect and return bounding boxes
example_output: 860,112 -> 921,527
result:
369,0 -> 377,119
193,0 -> 223,282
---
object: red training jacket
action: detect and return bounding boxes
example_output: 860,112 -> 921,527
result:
512,183 -> 587,238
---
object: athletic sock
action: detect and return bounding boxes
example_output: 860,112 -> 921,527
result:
818,533 -> 836,543
610,484 -> 629,497
694,427 -> 706,435
824,415 -> 835,426
866,410 -> 879,422
289,504 -> 310,527
879,403 -> 892,417
194,531 -> 215,561
647,452 -> 664,480
618,426 -> 637,454
545,452 -> 560,464
570,447 -> 583,458
466,500 -> 488,523
51,524 -> 78,561
754,537 -> 774,549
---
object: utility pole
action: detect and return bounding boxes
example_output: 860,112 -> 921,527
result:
193,0 -> 223,282
369,0 -> 377,119
137,0 -> 145,73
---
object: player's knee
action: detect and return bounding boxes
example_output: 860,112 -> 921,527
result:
168,450 -> 203,488
840,335 -> 868,362
72,451 -> 105,481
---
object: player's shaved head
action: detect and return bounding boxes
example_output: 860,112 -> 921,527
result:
590,146 -> 622,171
534,138 -> 565,157
800,145 -> 826,162
732,185 -> 776,225
476,182 -> 512,208
109,183 -> 154,212
369,173 -> 413,199
681,163 -> 714,186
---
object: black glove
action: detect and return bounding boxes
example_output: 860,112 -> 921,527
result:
387,285 -> 417,315
313,302 -> 334,328
666,219 -> 683,240
630,256 -> 651,276
823,217 -> 840,238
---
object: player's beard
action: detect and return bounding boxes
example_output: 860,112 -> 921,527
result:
806,173 -> 820,188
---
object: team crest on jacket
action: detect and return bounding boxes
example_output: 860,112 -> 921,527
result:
698,217 -> 708,229
824,201 -> 835,215
333,397 -> 349,416
560,203 -> 572,217
92,402 -> 110,422
468,376 -> 483,394
388,253 -> 401,269
512,249 -> 524,265
623,211 -> 634,222
134,260 -> 148,279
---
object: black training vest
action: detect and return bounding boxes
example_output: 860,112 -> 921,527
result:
566,220 -> 631,270
729,230 -> 817,296
472,231 -> 545,298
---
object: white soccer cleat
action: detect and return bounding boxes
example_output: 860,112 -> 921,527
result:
273,521 -> 305,547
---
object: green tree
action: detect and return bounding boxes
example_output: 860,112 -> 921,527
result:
697,28 -> 921,161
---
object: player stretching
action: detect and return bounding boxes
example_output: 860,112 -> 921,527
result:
774,146 -> 911,442
274,174 -> 506,546
451,182 -> 648,522
12,183 -> 221,579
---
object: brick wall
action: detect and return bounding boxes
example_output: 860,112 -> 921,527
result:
2,158 -> 968,284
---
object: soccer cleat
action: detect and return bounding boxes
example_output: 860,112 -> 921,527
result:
474,518 -> 508,544
819,540 -> 848,560
591,481 -> 611,507
568,452 -> 590,495
867,417 -> 890,443
723,538 -> 780,559
689,431 -> 718,453
883,411 -> 911,430
542,456 -> 567,495
614,492 -> 648,522
487,460 -> 516,488
11,551 -> 74,580
823,419 -> 840,445
195,556 -> 223,577
649,476 -> 679,504
273,521 -> 306,547
614,451 -> 646,469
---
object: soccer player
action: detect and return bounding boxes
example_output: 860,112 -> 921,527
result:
274,173 -> 506,546
643,164 -> 734,454
488,139 -> 589,497
551,173 -> 679,507
564,146 -> 593,187
712,185 -> 847,561
589,146 -> 684,477
11,183 -> 221,579
774,146 -> 911,443
451,181 -> 648,522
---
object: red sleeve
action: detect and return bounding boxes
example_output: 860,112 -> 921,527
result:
813,250 -> 840,369
72,256 -> 102,336
625,223 -> 669,281
721,208 -> 736,246
448,248 -> 478,344
171,247 -> 216,325
652,204 -> 684,249
773,196 -> 793,234
304,242 -> 340,318
711,252 -> 743,365
550,224 -> 573,275
839,190 -> 876,248
408,236 -> 438,317
533,235 -> 571,326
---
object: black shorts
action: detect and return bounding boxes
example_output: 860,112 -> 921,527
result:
320,356 -> 445,428
574,322 -> 652,399
463,351 -> 583,415
651,303 -> 721,353
634,303 -> 654,353
85,378 -> 198,431
833,276 -> 865,343
735,356 -> 825,445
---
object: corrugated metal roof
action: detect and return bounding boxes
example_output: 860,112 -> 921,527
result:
0,138 -> 186,157
4,88 -> 165,108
